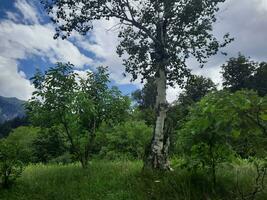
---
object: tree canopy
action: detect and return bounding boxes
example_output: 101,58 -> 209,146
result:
42,0 -> 232,84
41,0 -> 232,170
27,63 -> 130,167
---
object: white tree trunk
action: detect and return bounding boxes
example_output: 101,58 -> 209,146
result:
144,68 -> 171,170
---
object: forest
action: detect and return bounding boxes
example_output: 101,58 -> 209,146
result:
1,0 -> 267,200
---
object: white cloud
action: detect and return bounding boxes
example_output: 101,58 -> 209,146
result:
167,86 -> 182,103
74,0 -> 267,102
0,57 -> 34,100
0,0 -> 93,100
179,0 -> 267,102
14,0 -> 40,24
0,21 -> 92,68
1,0 -> 267,103
73,19 -> 142,86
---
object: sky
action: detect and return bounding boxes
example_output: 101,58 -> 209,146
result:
0,0 -> 267,102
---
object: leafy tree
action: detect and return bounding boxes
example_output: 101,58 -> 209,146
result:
33,127 -> 67,163
0,126 -> 40,188
132,78 -> 157,110
178,90 -> 267,186
96,121 -> 152,160
7,126 -> 39,163
178,75 -> 217,106
132,78 -> 157,126
221,54 -> 267,96
250,62 -> 267,97
228,91 -> 267,158
165,75 -> 216,155
221,54 -> 257,92
178,91 -> 235,187
0,139 -> 24,188
27,63 -> 130,168
41,0 -> 232,170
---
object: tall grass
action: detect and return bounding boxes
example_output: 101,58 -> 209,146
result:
0,160 -> 266,200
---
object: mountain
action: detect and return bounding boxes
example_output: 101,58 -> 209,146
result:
0,96 -> 25,124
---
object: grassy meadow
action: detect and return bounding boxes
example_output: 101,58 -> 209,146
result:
1,160 -> 267,200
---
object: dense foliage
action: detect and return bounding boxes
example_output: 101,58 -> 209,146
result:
32,127 -> 67,163
41,0 -> 233,170
0,139 -> 24,188
221,54 -> 267,96
178,90 -> 267,186
27,63 -> 131,168
96,121 -> 152,160
0,1 -> 267,198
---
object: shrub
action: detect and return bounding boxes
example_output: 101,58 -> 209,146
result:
96,121 -> 152,160
178,90 -> 267,187
33,127 -> 67,163
0,139 -> 24,188
7,126 -> 39,163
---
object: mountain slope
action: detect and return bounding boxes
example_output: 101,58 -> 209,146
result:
0,96 -> 25,123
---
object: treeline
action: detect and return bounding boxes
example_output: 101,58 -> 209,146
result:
0,54 -> 267,191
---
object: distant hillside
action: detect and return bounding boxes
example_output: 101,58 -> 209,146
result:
0,96 -> 25,124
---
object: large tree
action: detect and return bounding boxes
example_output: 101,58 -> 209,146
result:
41,0 -> 232,170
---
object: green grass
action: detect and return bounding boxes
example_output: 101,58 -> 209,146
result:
1,160 -> 267,200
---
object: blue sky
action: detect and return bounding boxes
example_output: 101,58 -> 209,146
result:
0,0 -> 267,101
0,0 -> 139,100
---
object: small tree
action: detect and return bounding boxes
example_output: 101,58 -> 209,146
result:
179,91 -> 234,187
0,139 -> 24,188
8,127 -> 40,162
165,75 -> 216,155
228,91 -> 267,158
179,90 -> 267,187
41,0 -> 232,170
132,78 -> 157,110
27,63 -> 130,168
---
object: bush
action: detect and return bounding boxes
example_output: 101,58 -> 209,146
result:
96,121 -> 152,160
178,90 -> 267,187
33,127 -> 67,163
0,139 -> 24,188
7,126 -> 39,163
0,126 -> 39,188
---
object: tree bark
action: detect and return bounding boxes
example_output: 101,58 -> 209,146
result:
144,68 -> 171,170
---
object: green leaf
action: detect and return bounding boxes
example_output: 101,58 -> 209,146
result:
232,129 -> 240,138
260,114 -> 267,121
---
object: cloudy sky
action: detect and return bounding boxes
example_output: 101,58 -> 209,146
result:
0,0 -> 267,102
